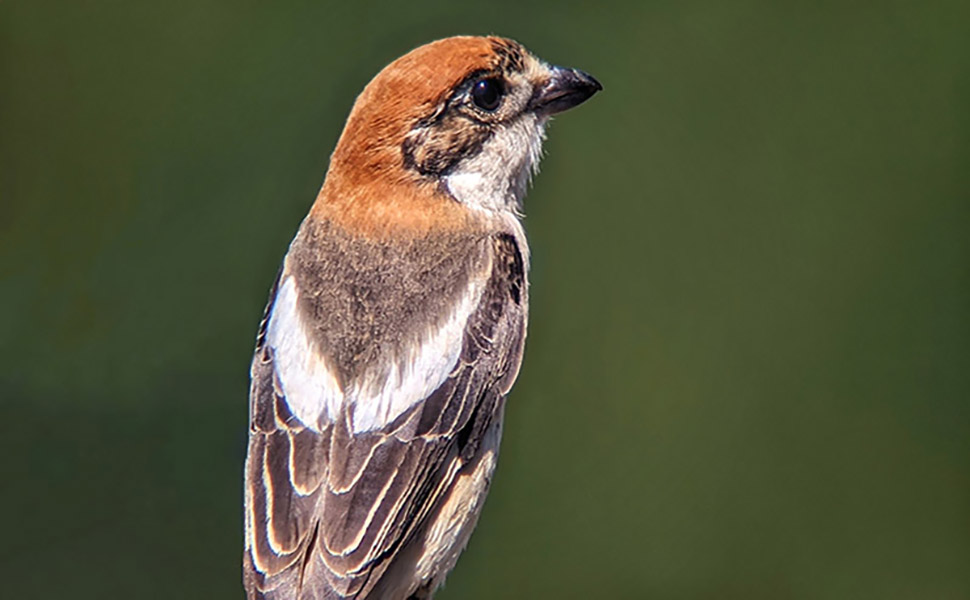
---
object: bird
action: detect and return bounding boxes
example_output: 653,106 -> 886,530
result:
243,35 -> 600,600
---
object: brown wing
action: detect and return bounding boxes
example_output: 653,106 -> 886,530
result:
244,233 -> 527,600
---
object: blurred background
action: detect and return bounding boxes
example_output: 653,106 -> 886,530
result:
2,1 -> 968,598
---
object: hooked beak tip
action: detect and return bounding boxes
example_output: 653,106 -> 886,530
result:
530,66 -> 602,115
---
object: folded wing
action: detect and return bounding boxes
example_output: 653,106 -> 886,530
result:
244,233 -> 527,599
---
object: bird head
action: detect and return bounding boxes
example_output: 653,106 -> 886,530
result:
314,36 -> 601,236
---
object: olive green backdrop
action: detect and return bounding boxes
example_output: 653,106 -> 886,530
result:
2,1 -> 968,598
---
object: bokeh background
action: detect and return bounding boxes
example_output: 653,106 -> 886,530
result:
2,1 -> 968,598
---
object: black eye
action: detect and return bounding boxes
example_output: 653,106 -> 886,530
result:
472,78 -> 503,111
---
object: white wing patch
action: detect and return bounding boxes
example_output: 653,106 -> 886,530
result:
266,274 -> 486,434
266,276 -> 345,431
349,279 -> 484,432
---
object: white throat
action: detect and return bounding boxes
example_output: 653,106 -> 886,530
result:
443,114 -> 547,214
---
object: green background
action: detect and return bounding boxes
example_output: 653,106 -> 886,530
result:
2,1 -> 968,598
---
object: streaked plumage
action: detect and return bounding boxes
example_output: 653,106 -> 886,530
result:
243,36 -> 600,599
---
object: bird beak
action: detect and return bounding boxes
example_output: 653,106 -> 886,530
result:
529,66 -> 602,115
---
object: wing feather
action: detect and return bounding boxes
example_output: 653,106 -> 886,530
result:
244,233 -> 527,599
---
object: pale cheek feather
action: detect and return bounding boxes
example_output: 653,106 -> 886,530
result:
267,275 -> 486,434
444,114 -> 547,213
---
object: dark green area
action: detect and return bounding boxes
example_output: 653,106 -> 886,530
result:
2,1 -> 968,598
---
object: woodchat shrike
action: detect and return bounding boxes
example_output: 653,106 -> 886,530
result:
243,36 -> 600,599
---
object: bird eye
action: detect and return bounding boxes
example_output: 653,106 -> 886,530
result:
471,78 -> 503,111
